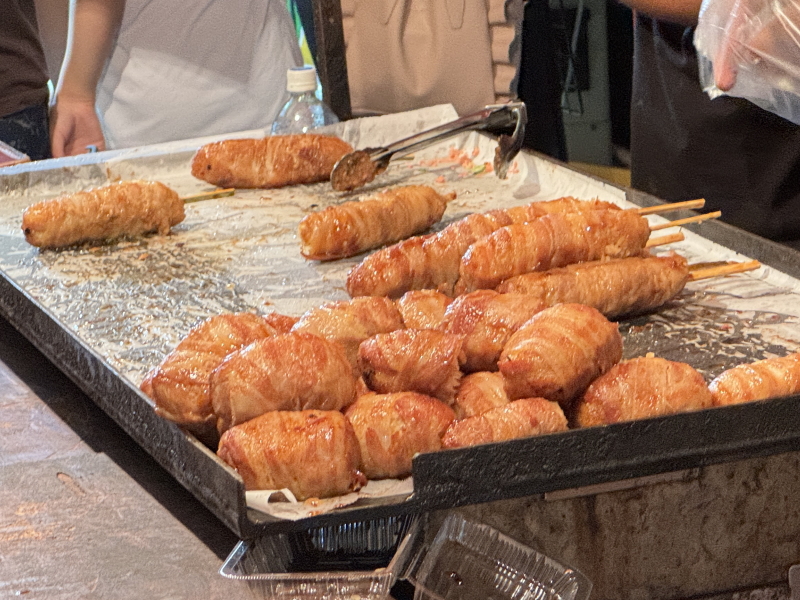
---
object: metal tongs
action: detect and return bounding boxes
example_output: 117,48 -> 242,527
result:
330,101 -> 528,192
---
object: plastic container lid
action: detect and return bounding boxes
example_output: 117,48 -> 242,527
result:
287,67 -> 318,93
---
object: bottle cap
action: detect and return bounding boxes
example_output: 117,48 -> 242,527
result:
286,66 -> 318,93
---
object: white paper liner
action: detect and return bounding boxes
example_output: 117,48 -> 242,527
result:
246,477 -> 415,520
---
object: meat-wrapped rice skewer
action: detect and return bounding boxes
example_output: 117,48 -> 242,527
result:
709,352 -> 800,406
442,397 -> 567,449
140,313 -> 279,442
191,134 -> 353,189
497,254 -> 690,319
345,392 -> 455,479
574,356 -> 713,427
211,332 -> 357,435
358,329 -> 465,403
453,371 -> 510,419
299,185 -> 455,260
291,296 -> 404,365
440,290 -> 546,372
456,209 -> 651,293
499,303 -> 623,410
217,410 -> 365,500
396,290 -> 453,330
22,180 -> 184,249
347,197 -> 620,298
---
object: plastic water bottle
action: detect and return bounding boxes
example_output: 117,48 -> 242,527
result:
271,66 -> 339,135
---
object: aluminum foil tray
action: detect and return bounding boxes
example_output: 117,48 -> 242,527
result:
3,107 -> 800,537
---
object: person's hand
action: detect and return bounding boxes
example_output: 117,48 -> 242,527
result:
708,0 -> 800,92
50,95 -> 107,157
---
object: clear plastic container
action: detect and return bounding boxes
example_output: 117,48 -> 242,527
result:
220,513 -> 592,600
407,514 -> 592,600
220,515 -> 420,600
271,66 -> 339,135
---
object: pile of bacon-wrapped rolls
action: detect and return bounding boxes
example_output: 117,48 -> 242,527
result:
139,194 -> 796,503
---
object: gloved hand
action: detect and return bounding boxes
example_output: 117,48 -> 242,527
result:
695,0 -> 800,123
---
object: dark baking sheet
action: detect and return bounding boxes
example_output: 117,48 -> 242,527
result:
3,121 -> 800,538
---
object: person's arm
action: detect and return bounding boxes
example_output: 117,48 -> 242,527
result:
50,0 -> 125,157
33,0 -> 70,84
615,0 -> 702,25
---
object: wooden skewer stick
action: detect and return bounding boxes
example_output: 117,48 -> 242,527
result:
180,188 -> 235,203
688,260 -> 730,272
645,232 -> 685,248
650,210 -> 722,231
636,198 -> 706,215
689,260 -> 761,281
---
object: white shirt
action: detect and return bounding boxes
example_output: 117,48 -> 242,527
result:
97,0 -> 303,149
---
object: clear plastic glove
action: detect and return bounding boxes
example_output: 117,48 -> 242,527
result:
695,0 -> 800,124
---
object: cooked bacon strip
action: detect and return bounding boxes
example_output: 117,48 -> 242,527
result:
456,209 -> 651,293
496,254 -> 690,319
442,397 -> 567,449
22,180 -> 184,248
211,332 -> 357,435
499,303 -> 623,410
263,312 -> 299,333
574,356 -> 713,427
396,290 -> 453,330
140,313 -> 278,441
291,296 -> 404,365
440,290 -> 546,372
218,410 -> 365,500
453,371 -> 510,420
358,329 -> 465,403
299,185 -> 455,260
190,134 -> 352,188
345,392 -> 455,479
709,352 -> 800,406
346,197 -> 619,298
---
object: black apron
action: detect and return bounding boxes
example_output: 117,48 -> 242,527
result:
630,14 -> 800,246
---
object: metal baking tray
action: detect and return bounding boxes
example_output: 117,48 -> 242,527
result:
3,109 -> 800,538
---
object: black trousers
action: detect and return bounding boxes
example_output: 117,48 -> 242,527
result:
517,0 -> 568,161
0,103 -> 51,161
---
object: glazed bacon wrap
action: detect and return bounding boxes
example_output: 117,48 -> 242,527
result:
496,254 -> 690,319
710,352 -> 800,406
217,410 -> 365,500
357,329 -> 465,403
191,134 -> 352,188
346,197 -> 620,298
22,180 -> 184,249
442,397 -> 568,449
499,303 -> 624,409
140,313 -> 279,441
210,332 -> 358,435
456,209 -> 651,293
574,357 -> 713,427
345,392 -> 455,479
299,185 -> 454,260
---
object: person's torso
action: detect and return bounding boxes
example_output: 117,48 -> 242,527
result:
630,14 -> 800,243
98,0 -> 302,148
0,0 -> 49,118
